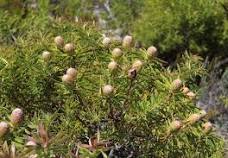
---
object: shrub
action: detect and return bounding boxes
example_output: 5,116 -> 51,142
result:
133,0 -> 228,56
0,7 -> 224,158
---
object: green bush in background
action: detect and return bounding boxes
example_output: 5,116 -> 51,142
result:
133,0 -> 228,56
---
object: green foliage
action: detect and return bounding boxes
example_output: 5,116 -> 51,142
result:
0,7 -> 224,158
133,0 -> 228,56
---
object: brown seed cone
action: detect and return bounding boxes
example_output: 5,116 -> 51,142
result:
187,114 -> 201,124
102,37 -> 111,47
171,79 -> 182,91
66,68 -> 77,78
112,48 -> 123,58
182,87 -> 190,94
122,35 -> 133,48
108,61 -> 118,71
186,91 -> 196,99
203,122 -> 213,133
10,108 -> 23,125
0,122 -> 9,137
26,140 -> 37,147
102,85 -> 114,96
62,74 -> 74,84
147,46 -> 158,58
64,43 -> 75,55
170,120 -> 182,131
54,36 -> 64,48
42,51 -> 51,62
132,60 -> 143,71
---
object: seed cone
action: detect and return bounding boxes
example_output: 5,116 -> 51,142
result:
64,43 -> 75,54
54,36 -> 64,48
26,140 -> 37,147
42,51 -> 51,62
186,91 -> 196,99
0,122 -> 9,137
62,74 -> 74,84
10,108 -> 23,125
171,79 -> 182,91
112,48 -> 123,58
187,114 -> 201,124
108,61 -> 118,71
122,35 -> 133,48
132,60 -> 143,71
170,120 -> 182,131
147,46 -> 157,58
182,87 -> 190,94
66,68 -> 77,78
102,85 -> 114,96
102,37 -> 111,47
203,122 -> 213,133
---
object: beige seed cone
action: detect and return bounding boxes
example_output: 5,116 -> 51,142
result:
42,51 -> 51,62
64,43 -> 75,54
62,74 -> 74,84
187,114 -> 201,124
54,36 -> 64,48
26,140 -> 37,147
170,120 -> 182,131
186,91 -> 196,99
102,85 -> 114,95
203,122 -> 213,133
171,79 -> 182,91
66,68 -> 77,78
102,37 -> 111,47
132,60 -> 143,71
10,108 -> 23,125
182,87 -> 190,94
0,122 -> 9,137
108,61 -> 118,71
147,46 -> 158,58
112,48 -> 123,58
122,35 -> 133,48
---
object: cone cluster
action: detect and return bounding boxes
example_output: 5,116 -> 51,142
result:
54,36 -> 75,55
168,110 -> 210,134
0,108 -> 23,138
62,68 -> 77,84
181,86 -> 196,99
